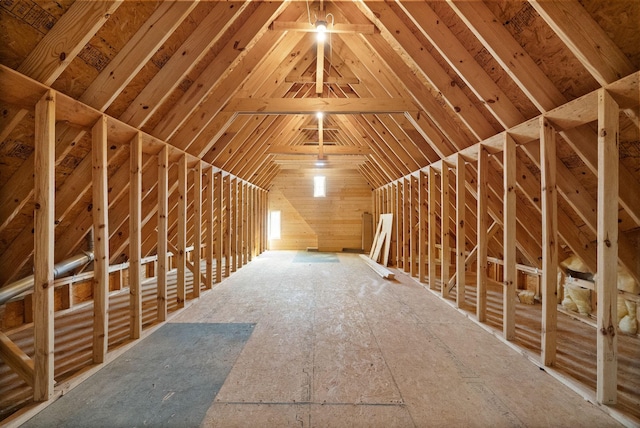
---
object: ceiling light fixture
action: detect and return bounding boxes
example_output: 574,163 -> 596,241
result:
316,20 -> 327,42
316,111 -> 324,120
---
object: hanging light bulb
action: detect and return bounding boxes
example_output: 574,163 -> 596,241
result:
316,20 -> 327,42
316,111 -> 324,120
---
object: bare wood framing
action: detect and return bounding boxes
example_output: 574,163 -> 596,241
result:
216,171 -> 224,283
177,155 -> 187,308
454,154 -> 467,308
225,175 -> 232,277
129,133 -> 142,340
418,171 -> 427,283
0,332 -> 34,387
441,163 -> 450,298
596,89 -> 619,404
403,177 -> 411,273
33,90 -> 56,401
503,134 -> 517,341
205,166 -> 214,289
193,162 -> 202,298
428,167 -> 437,289
157,146 -> 168,322
476,146 -> 488,322
91,114 -> 109,368
540,117 -> 558,366
224,97 -> 417,114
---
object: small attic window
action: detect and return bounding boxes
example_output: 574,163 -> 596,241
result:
314,176 -> 326,197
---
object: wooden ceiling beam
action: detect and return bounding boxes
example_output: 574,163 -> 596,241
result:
268,145 -> 372,155
153,1 -> 291,142
324,36 -> 431,168
270,21 -> 375,35
224,97 -> 417,114
195,33 -> 315,160
80,1 -> 197,111
0,1 -> 122,143
235,116 -> 307,180
448,0 -> 640,226
528,0 -> 636,88
398,0 -> 525,130
362,1 -> 498,141
120,2 -> 248,128
182,30 -> 310,157
0,0 -> 195,236
285,75 -> 359,85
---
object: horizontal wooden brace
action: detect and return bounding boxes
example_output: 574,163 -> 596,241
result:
223,97 -> 418,114
268,145 -> 371,155
271,21 -> 375,35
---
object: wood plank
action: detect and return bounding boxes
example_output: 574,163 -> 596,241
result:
441,164 -> 450,298
455,154 -> 466,308
540,117 -> 558,366
177,155 -> 187,308
91,114 -> 109,368
476,146 -> 488,323
359,254 -> 395,280
503,134 -> 517,341
193,163 -> 202,298
157,146 -> 169,322
596,89 -> 619,404
224,175 -> 232,277
224,97 -> 417,114
129,133 -> 142,340
33,90 -> 56,401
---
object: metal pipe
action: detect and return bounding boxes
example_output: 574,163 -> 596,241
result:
0,251 -> 94,305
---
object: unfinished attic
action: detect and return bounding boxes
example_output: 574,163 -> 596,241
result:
1,0 -> 639,425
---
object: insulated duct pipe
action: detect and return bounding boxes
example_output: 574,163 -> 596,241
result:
0,251 -> 94,306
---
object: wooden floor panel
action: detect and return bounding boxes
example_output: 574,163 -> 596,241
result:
168,251 -> 624,427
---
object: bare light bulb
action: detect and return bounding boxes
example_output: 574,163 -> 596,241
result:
316,21 -> 327,42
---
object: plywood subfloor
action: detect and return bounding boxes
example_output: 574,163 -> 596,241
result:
18,251 -> 626,426
173,251 -> 620,426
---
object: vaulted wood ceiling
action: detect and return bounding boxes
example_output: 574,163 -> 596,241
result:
0,0 -> 639,285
